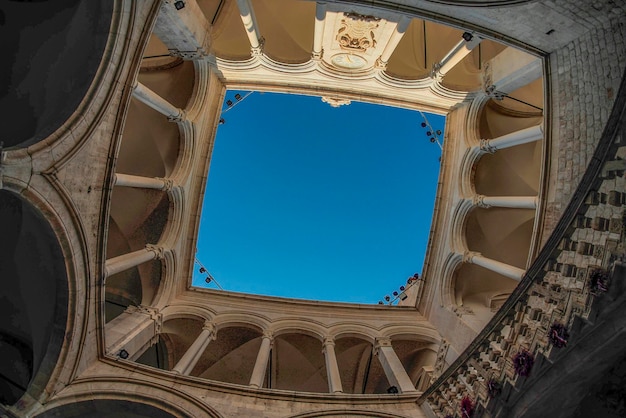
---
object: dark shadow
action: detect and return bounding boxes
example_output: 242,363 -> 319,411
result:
0,0 -> 113,149
0,190 -> 68,405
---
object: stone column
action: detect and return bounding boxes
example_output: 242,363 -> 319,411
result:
483,47 -> 542,96
104,245 -> 162,278
249,331 -> 273,388
323,337 -> 343,393
463,251 -> 525,281
374,338 -> 417,394
105,306 -> 162,361
236,0 -> 262,53
473,195 -> 537,209
480,124 -> 543,153
132,82 -> 185,121
312,2 -> 327,59
172,321 -> 216,375
114,173 -> 173,191
153,0 -> 210,59
376,16 -> 411,68
433,34 -> 481,78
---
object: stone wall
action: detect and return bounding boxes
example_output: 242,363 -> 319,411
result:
542,8 -> 626,242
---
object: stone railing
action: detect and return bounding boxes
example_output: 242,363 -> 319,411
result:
419,73 -> 626,417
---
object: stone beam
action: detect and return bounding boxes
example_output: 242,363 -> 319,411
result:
153,0 -> 211,60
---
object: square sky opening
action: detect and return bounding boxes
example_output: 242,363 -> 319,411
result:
192,90 -> 445,304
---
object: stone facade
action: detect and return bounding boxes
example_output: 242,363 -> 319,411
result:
0,1 -> 624,417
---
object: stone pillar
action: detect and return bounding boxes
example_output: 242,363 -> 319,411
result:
323,337 -> 343,393
480,124 -> 543,153
463,251 -> 525,281
236,0 -> 262,53
132,82 -> 185,121
376,16 -> 411,68
172,321 -> 216,375
433,34 -> 481,78
483,47 -> 542,96
374,338 -> 417,394
105,306 -> 162,361
249,331 -> 273,388
104,245 -> 162,278
114,173 -> 173,191
312,2 -> 327,59
152,0 -> 210,59
473,195 -> 537,209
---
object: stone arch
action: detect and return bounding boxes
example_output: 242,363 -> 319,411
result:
192,325 -> 263,384
440,252 -> 464,308
270,332 -> 328,393
271,319 -> 327,341
160,305 -> 213,324
288,409 -> 413,418
31,383 -> 222,418
382,327 -> 441,345
332,333 -> 377,394
329,324 -> 378,345
212,312 -> 271,333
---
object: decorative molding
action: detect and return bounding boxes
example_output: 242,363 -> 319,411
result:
337,12 -> 380,53
155,177 -> 174,191
463,251 -> 480,264
321,96 -> 351,107
479,138 -> 497,153
167,109 -> 186,123
484,84 -> 507,100
472,194 -> 490,208
432,339 -> 450,382
145,244 -> 165,259
373,337 -> 393,355
169,48 -> 208,61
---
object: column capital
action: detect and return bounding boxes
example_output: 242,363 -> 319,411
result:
202,321 -> 217,338
373,337 -> 392,355
145,244 -> 165,259
479,139 -> 497,153
154,177 -> 174,191
463,251 -> 481,264
375,57 -> 387,70
169,47 -> 208,61
430,64 -> 444,81
322,337 -> 336,353
251,42 -> 264,56
472,194 -> 490,208
484,84 -> 507,101
167,109 -> 186,122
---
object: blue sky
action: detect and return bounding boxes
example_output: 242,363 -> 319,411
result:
192,91 -> 445,304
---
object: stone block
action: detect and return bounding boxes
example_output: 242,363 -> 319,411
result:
608,190 -> 623,206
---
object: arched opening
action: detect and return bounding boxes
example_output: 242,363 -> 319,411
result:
0,191 -> 68,405
252,0 -> 315,64
34,399 -> 179,418
334,336 -> 378,394
104,187 -> 169,321
158,318 -> 205,371
474,141 -> 542,197
465,207 -> 535,269
272,333 -> 327,392
453,264 -> 517,331
194,326 -> 262,384
209,0 -> 252,60
0,0 -> 113,149
391,339 -> 437,390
